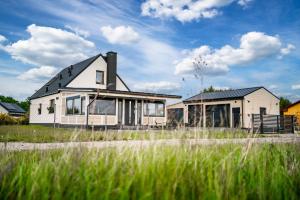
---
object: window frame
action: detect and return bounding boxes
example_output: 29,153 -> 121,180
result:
66,95 -> 85,115
143,101 -> 165,117
48,99 -> 55,114
89,98 -> 116,115
38,103 -> 42,115
96,70 -> 104,84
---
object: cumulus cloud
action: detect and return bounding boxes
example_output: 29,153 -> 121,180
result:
18,66 -> 58,81
141,0 -> 251,22
292,84 -> 300,90
175,32 -> 294,75
0,35 -> 7,43
100,25 -> 140,44
65,25 -> 90,38
2,24 -> 95,68
133,81 -> 181,93
279,44 -> 295,58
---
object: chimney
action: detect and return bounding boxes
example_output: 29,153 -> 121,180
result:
106,51 -> 117,90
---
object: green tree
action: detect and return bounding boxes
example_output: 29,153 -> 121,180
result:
279,97 -> 291,110
202,86 -> 229,93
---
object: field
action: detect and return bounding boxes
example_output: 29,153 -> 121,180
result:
0,125 -> 299,199
0,125 -> 259,143
0,143 -> 299,199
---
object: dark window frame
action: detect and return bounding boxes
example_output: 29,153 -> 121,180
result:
66,95 -> 85,115
143,101 -> 165,117
96,70 -> 104,84
38,103 -> 42,115
89,98 -> 116,115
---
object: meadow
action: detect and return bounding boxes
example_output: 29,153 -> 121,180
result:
0,143 -> 299,200
0,125 -> 258,143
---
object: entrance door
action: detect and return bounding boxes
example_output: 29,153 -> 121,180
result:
232,107 -> 240,128
125,100 -> 135,126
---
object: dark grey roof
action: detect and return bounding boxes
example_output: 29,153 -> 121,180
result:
30,54 -> 103,99
0,102 -> 26,114
184,87 -> 265,102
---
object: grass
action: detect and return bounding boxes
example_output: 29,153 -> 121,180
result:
0,143 -> 299,199
0,125 -> 260,143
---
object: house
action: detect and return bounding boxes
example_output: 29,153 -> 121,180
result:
0,102 -> 26,117
29,52 -> 181,128
167,87 -> 279,129
283,100 -> 300,125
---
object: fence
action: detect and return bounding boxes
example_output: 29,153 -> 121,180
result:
252,114 -> 295,134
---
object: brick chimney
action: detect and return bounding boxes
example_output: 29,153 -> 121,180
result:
106,51 -> 117,90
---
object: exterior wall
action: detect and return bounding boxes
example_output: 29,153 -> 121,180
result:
284,103 -> 300,124
166,102 -> 187,123
0,105 -> 8,114
67,57 -> 108,89
116,76 -> 129,91
243,88 -> 280,128
29,93 -> 61,124
143,116 -> 165,126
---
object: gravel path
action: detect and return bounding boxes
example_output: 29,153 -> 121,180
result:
1,135 -> 299,151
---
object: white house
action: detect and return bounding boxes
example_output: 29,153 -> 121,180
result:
29,52 -> 181,128
167,87 -> 280,129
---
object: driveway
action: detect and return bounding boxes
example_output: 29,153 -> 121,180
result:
1,135 -> 299,151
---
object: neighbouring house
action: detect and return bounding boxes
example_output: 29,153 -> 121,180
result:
0,102 -> 26,117
283,100 -> 300,125
167,87 -> 280,129
29,52 -> 181,128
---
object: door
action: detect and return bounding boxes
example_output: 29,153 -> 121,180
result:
125,100 -> 135,126
232,107 -> 240,128
188,105 -> 203,127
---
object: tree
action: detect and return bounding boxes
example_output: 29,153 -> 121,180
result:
279,97 -> 291,111
202,86 -> 229,93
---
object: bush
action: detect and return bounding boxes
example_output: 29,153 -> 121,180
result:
0,113 -> 29,125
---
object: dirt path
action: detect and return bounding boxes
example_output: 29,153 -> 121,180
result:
1,135 -> 299,151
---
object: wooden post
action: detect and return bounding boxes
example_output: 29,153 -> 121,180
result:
260,114 -> 264,134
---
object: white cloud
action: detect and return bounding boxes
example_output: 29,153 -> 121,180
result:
268,84 -> 278,90
0,35 -> 7,42
133,81 -> 180,93
3,24 -> 95,68
175,32 -> 293,75
280,44 -> 295,57
100,25 -> 140,44
238,0 -> 253,7
292,84 -> 300,90
65,25 -> 90,38
17,66 -> 58,81
141,0 -> 250,22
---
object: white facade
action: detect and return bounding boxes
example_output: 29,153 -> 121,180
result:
0,105 -> 8,114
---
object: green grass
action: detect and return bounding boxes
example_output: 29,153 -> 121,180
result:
0,144 -> 299,199
0,125 -> 259,143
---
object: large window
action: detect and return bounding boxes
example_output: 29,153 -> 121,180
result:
96,70 -> 104,84
206,104 -> 230,128
66,96 -> 85,115
89,98 -> 116,115
144,101 -> 165,117
48,99 -> 55,114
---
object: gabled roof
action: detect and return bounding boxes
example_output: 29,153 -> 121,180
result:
0,102 -> 26,114
30,54 -> 103,100
286,100 -> 300,109
184,86 -> 268,102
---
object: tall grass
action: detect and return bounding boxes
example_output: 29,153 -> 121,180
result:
0,125 -> 257,143
0,144 -> 299,199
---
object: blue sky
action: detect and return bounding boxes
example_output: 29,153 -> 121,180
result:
0,0 -> 299,102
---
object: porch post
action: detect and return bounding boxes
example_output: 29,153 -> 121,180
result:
115,98 -> 118,125
203,103 -> 206,128
122,99 -> 125,125
141,100 -> 144,126
134,99 -> 138,125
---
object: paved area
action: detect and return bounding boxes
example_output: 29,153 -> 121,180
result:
1,135 -> 299,151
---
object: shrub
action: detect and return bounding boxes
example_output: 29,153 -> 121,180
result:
0,113 -> 29,125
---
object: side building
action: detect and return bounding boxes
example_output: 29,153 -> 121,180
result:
29,52 -> 181,128
167,87 -> 280,129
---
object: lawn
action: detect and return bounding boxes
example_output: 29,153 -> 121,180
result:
0,125 -> 258,143
0,143 -> 299,199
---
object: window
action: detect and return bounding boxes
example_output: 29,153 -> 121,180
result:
38,103 -> 42,115
48,99 -> 55,114
66,96 -> 84,115
144,101 -> 165,117
96,70 -> 104,84
89,98 -> 116,115
260,107 -> 266,115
